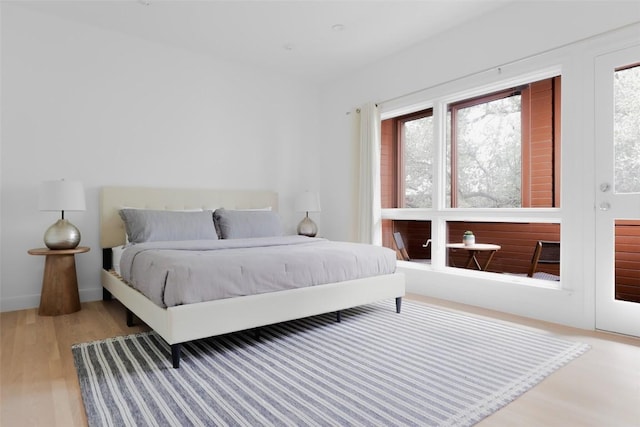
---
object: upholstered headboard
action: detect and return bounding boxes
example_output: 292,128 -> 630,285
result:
100,186 -> 278,248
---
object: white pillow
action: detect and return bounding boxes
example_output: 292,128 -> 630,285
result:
112,245 -> 125,275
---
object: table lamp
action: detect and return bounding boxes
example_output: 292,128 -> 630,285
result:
294,191 -> 321,237
39,179 -> 86,249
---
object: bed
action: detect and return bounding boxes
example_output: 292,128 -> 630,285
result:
100,186 -> 405,368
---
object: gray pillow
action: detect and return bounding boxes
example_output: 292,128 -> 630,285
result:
119,209 -> 218,243
213,208 -> 283,239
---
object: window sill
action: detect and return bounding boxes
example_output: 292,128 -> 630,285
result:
397,262 -> 563,291
397,260 -> 432,270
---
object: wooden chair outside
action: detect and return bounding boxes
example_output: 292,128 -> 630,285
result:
393,232 -> 431,264
393,232 -> 411,261
528,241 -> 560,278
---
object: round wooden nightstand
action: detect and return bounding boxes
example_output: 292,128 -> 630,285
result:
28,246 -> 90,316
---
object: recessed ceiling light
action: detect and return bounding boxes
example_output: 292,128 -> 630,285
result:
283,43 -> 295,51
331,24 -> 345,32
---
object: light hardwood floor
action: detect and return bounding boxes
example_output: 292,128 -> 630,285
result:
1,294 -> 639,426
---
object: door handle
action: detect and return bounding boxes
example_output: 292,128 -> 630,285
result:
600,183 -> 610,192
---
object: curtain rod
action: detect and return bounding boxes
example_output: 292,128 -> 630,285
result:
348,104 -> 377,115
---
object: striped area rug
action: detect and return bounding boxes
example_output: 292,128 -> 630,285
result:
73,301 -> 589,426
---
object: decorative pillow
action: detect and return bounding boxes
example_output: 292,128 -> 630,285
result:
120,207 -> 206,244
213,208 -> 283,239
121,206 -> 204,212
119,209 -> 218,243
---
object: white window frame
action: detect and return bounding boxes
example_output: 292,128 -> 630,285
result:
380,65 -> 564,286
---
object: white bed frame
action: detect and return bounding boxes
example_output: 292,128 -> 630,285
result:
100,186 -> 405,367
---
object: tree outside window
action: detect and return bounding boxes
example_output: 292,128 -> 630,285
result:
400,112 -> 433,208
614,64 -> 640,194
448,93 -> 522,208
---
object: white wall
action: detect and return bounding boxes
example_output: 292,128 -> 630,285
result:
0,4 -> 321,311
318,1 -> 640,329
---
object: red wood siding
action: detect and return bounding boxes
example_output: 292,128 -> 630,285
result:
381,119 -> 396,209
616,220 -> 640,303
382,219 -> 394,253
528,78 -> 558,207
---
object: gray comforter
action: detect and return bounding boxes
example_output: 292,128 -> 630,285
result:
120,236 -> 397,308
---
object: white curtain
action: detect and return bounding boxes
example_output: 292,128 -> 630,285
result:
356,102 -> 382,245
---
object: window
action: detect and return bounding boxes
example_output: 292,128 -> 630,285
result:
448,89 -> 523,208
382,76 -> 561,210
381,74 -> 562,281
398,110 -> 434,208
446,221 -> 560,278
447,77 -> 561,208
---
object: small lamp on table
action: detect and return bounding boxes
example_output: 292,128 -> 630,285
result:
38,179 -> 86,249
294,191 -> 321,237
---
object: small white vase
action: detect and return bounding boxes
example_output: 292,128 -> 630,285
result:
463,234 -> 475,246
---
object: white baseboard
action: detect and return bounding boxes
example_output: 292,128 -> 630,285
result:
0,287 -> 104,313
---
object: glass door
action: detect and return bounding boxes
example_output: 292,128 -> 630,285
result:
595,45 -> 640,337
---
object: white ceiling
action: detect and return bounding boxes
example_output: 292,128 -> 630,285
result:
12,0 -> 513,83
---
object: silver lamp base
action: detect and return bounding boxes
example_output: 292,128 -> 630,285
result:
297,215 -> 318,237
44,219 -> 81,249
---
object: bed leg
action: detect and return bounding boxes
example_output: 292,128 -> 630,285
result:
396,297 -> 402,313
102,288 -> 112,301
126,308 -> 135,327
336,311 -> 342,323
171,344 -> 181,369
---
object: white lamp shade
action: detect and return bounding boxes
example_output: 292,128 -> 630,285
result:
38,180 -> 86,211
294,191 -> 321,213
